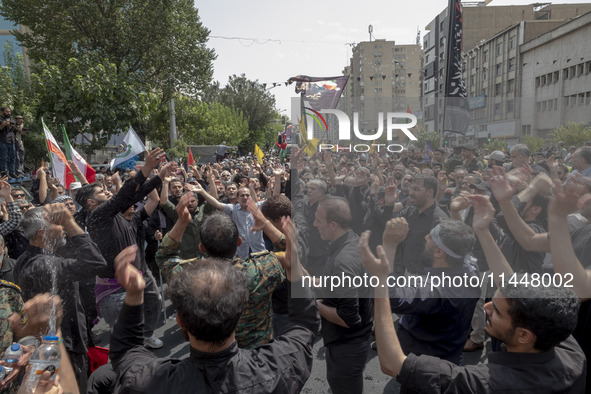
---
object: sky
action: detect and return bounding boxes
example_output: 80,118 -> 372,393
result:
197,0 -> 591,117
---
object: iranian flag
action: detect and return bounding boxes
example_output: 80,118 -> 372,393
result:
42,119 -> 76,189
62,125 -> 96,184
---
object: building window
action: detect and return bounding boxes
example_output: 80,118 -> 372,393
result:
564,68 -> 569,79
570,66 -> 576,78
496,63 -> 503,76
496,42 -> 503,56
554,71 -> 559,82
495,103 -> 501,115
507,100 -> 514,113
483,51 -> 488,63
470,75 -> 475,85
482,68 -> 487,81
541,75 -> 547,85
509,36 -> 516,50
507,79 -> 515,93
495,83 -> 502,96
508,57 -> 516,71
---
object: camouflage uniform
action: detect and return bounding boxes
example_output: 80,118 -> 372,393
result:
464,157 -> 485,173
0,280 -> 24,394
156,234 -> 286,349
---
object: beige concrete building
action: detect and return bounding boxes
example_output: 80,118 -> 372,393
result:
520,11 -> 591,138
462,20 -> 567,144
340,39 -> 422,142
423,2 -> 591,139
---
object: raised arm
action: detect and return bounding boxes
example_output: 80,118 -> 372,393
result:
359,231 -> 406,377
469,194 -> 514,286
188,182 -> 224,211
489,166 -> 549,252
548,180 -> 591,300
142,189 -> 160,217
68,159 -> 88,185
36,167 -> 48,204
0,181 -> 22,236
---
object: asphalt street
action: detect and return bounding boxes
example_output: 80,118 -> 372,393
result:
92,294 -> 488,393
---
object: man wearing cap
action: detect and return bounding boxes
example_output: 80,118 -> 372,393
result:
459,144 -> 484,173
484,150 -> 506,168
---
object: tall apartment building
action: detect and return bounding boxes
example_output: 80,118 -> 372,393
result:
423,2 -> 591,139
520,12 -> 591,138
340,39 -> 422,142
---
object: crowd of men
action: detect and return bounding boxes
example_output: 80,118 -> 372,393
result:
0,138 -> 590,393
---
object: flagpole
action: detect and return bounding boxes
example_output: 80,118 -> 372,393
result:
42,119 -> 55,173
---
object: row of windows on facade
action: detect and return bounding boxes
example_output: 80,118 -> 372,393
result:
468,100 -> 515,119
536,92 -> 591,111
464,36 -> 518,66
465,58 -> 517,82
535,61 -> 591,88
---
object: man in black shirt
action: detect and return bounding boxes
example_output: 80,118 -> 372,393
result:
75,148 -> 175,348
314,196 -> 373,394
110,218 -> 319,393
395,175 -> 448,274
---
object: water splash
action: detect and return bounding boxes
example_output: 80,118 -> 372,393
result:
41,229 -> 66,337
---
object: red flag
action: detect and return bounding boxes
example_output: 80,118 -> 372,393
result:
188,147 -> 195,166
407,105 -> 412,114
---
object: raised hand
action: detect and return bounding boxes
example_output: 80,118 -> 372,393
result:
144,148 -> 165,171
469,194 -> 495,232
382,218 -> 409,247
450,192 -> 471,212
487,166 -> 516,202
114,245 -> 145,299
359,231 -> 391,278
247,198 -> 267,232
176,193 -> 194,223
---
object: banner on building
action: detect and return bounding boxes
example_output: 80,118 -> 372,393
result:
443,0 -> 470,135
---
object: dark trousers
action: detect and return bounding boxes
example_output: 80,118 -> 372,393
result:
325,338 -> 370,394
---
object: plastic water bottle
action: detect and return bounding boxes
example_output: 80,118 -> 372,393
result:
4,343 -> 23,366
24,336 -> 61,392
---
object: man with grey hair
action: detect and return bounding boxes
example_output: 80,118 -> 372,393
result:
14,203 -> 107,392
509,144 -> 546,174
568,146 -> 591,178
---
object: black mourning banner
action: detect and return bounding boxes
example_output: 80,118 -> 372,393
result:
444,0 -> 469,135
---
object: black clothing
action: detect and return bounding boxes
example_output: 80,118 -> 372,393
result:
498,219 -> 546,274
319,231 -> 373,347
5,229 -> 27,260
110,282 -> 319,393
0,257 -> 16,283
389,264 -> 480,364
14,234 -> 106,353
395,203 -> 449,274
86,171 -> 162,277
398,336 -> 586,393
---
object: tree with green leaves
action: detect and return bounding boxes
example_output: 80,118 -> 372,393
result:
216,74 -> 279,151
412,127 -> 440,150
552,122 -> 591,148
483,138 -> 508,152
149,94 -> 250,149
33,55 -> 156,157
0,0 -> 216,102
523,135 -> 545,153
